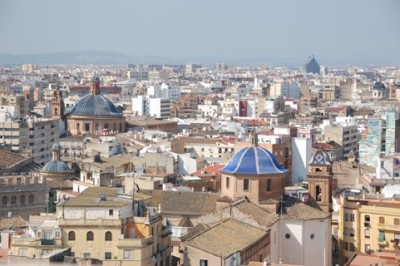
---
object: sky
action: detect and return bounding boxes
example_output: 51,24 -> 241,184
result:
0,0 -> 399,66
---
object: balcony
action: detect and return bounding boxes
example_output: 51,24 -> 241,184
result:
377,223 -> 400,231
12,237 -> 62,248
378,240 -> 387,246
116,235 -> 154,248
59,217 -> 122,227
41,239 -> 54,245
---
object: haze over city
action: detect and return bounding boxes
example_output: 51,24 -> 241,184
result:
0,0 -> 399,66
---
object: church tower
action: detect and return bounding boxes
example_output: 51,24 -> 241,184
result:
307,150 -> 333,212
51,85 -> 64,119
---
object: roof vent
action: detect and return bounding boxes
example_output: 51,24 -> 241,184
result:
100,195 -> 107,201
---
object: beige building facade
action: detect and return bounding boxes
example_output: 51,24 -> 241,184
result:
338,196 -> 400,265
57,187 -> 171,266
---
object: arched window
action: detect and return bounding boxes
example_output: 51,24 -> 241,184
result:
11,196 -> 16,205
87,231 -> 94,241
2,196 -> 7,206
316,185 -> 322,201
68,231 -> 76,241
20,195 -> 25,205
105,231 -> 112,241
29,194 -> 34,204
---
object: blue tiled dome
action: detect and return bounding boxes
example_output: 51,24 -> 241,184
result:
221,146 -> 287,175
373,81 -> 386,90
42,161 -> 70,172
51,143 -> 62,150
67,94 -> 122,116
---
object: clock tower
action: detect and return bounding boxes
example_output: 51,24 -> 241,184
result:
307,150 -> 333,212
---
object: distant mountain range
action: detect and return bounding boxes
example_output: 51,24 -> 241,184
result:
0,50 -> 398,67
0,51 -> 185,66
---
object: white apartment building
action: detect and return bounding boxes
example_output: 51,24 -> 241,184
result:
198,98 -> 221,118
220,98 -> 239,119
0,116 -> 59,164
147,83 -> 180,103
132,95 -> 171,118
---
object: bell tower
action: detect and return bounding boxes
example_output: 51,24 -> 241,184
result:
51,85 -> 64,119
307,150 -> 333,212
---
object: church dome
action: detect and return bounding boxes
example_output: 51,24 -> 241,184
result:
221,146 -> 287,175
67,94 -> 122,117
51,143 -> 62,150
373,81 -> 386,90
42,160 -> 71,172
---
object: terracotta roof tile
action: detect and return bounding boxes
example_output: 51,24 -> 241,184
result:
186,219 -> 266,258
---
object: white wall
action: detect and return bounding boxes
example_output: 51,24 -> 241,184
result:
292,138 -> 311,184
303,219 -> 332,266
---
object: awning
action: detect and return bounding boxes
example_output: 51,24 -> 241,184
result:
41,247 -> 70,259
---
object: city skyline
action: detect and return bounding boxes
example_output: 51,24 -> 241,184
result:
0,0 -> 399,66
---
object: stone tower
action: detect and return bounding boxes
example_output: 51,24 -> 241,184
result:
51,85 -> 64,119
307,150 -> 333,212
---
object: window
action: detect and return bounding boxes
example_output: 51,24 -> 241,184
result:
200,259 -> 208,266
379,217 -> 385,224
87,231 -> 94,241
2,197 -> 7,206
243,179 -> 249,191
109,209 -> 114,216
83,253 -> 91,259
378,231 -> 385,242
344,242 -> 348,251
124,250 -> 134,259
226,177 -> 230,188
11,196 -> 16,205
55,229 -> 61,239
349,243 -> 355,252
365,229 -> 370,238
344,213 -> 348,222
105,231 -> 112,241
364,215 -> 370,226
266,179 -> 272,192
105,252 -> 112,260
285,233 -> 291,239
68,231 -> 75,241
350,229 -> 355,237
20,195 -> 25,205
316,185 -> 321,201
395,218 -> 400,225
29,194 -> 34,204
350,213 -> 355,222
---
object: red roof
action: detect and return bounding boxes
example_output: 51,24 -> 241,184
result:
191,164 -> 225,176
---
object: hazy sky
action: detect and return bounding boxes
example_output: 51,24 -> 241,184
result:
0,0 -> 399,65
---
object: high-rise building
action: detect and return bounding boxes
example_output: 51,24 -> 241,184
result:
359,110 -> 400,167
305,56 -> 321,74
